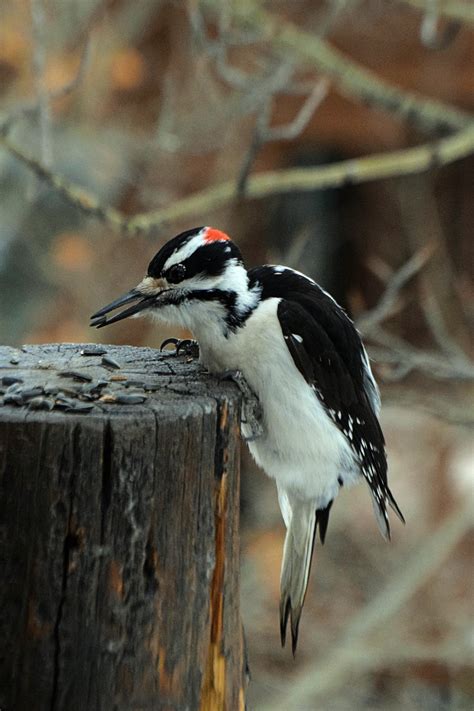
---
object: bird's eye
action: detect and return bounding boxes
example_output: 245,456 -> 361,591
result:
166,264 -> 186,284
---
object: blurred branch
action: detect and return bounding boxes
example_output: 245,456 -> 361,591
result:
132,124 -> 474,229
350,638 -> 473,669
0,134 -> 126,230
357,246 -> 474,382
267,502 -> 473,710
130,124 -> 474,230
420,285 -> 472,361
367,326 -> 474,380
30,0 -> 53,167
237,78 -> 330,194
357,244 -> 436,334
419,7 -> 461,49
382,392 -> 474,427
397,174 -> 472,358
2,125 -> 474,234
202,0 -> 473,132
0,39 -> 90,137
400,0 -> 474,25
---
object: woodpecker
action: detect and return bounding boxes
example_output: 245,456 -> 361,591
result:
91,225 -> 404,653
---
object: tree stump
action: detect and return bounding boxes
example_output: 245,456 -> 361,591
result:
0,344 -> 246,711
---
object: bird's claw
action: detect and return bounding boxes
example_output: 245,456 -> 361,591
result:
220,370 -> 264,441
160,338 -> 200,358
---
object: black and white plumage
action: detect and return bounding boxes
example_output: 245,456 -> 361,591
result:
91,226 -> 404,654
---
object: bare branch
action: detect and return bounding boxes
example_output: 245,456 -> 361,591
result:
419,3 -> 461,49
357,244 -> 436,334
237,99 -> 273,195
265,78 -> 330,142
130,124 -> 474,231
399,0 -> 474,25
357,246 -> 474,382
382,391 -> 474,427
237,78 -> 330,194
30,0 -> 53,167
0,39 -> 91,138
0,133 -> 126,231
201,0 -> 472,132
2,125 -> 474,235
367,326 -> 474,381
420,285 -> 473,363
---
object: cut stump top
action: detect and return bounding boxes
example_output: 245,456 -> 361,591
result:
0,343 -> 240,421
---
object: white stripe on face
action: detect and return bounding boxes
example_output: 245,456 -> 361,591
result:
162,230 -> 207,271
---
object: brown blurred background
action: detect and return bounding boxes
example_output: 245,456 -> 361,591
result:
0,1 -> 473,709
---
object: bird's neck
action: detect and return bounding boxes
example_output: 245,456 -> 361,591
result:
180,267 -> 259,341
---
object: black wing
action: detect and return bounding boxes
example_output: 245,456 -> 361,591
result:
249,266 -> 404,538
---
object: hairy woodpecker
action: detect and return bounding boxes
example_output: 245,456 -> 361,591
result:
91,225 -> 404,653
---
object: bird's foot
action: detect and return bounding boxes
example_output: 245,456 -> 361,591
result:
160,338 -> 200,358
220,369 -> 264,441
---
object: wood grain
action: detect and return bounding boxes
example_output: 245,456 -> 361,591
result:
0,344 -> 245,711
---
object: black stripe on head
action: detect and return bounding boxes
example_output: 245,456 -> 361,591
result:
157,287 -> 247,332
147,227 -> 205,278
181,241 -> 243,281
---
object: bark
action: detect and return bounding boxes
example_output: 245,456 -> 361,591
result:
0,343 -> 245,711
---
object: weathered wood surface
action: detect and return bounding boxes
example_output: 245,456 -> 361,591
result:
0,343 -> 245,711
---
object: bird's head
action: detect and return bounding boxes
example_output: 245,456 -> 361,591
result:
90,226 -> 258,333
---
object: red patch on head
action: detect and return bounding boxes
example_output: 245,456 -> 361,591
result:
203,227 -> 231,243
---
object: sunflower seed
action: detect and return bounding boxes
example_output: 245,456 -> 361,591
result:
101,356 -> 121,370
4,393 -> 24,405
2,376 -> 23,386
58,370 -> 93,383
28,397 -> 54,411
124,380 -> 147,389
18,387 -> 44,400
65,401 -> 94,413
44,386 -> 60,396
116,393 -> 147,405
99,394 -> 117,403
80,347 -> 107,356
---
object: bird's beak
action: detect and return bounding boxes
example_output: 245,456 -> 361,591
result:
90,278 -> 166,329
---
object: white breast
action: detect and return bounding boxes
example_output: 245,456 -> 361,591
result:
194,298 -> 360,507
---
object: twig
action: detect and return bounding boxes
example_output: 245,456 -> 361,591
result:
265,502 -> 473,710
357,244 -> 436,334
420,285 -> 472,362
237,78 -> 329,193
237,99 -> 272,195
381,392 -> 474,428
130,123 -> 474,231
399,0 -> 474,25
1,125 -> 474,234
357,246 -> 474,381
419,0 -> 461,49
367,326 -> 474,381
262,78 -> 330,143
397,173 -> 472,365
0,39 -> 91,138
201,0 -> 473,132
0,134 -> 126,230
30,0 -> 53,167
343,639 -> 473,669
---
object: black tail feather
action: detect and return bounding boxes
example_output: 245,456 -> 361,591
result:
386,486 -> 405,524
279,596 -> 291,648
290,606 -> 302,657
279,595 -> 303,657
315,501 -> 333,544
